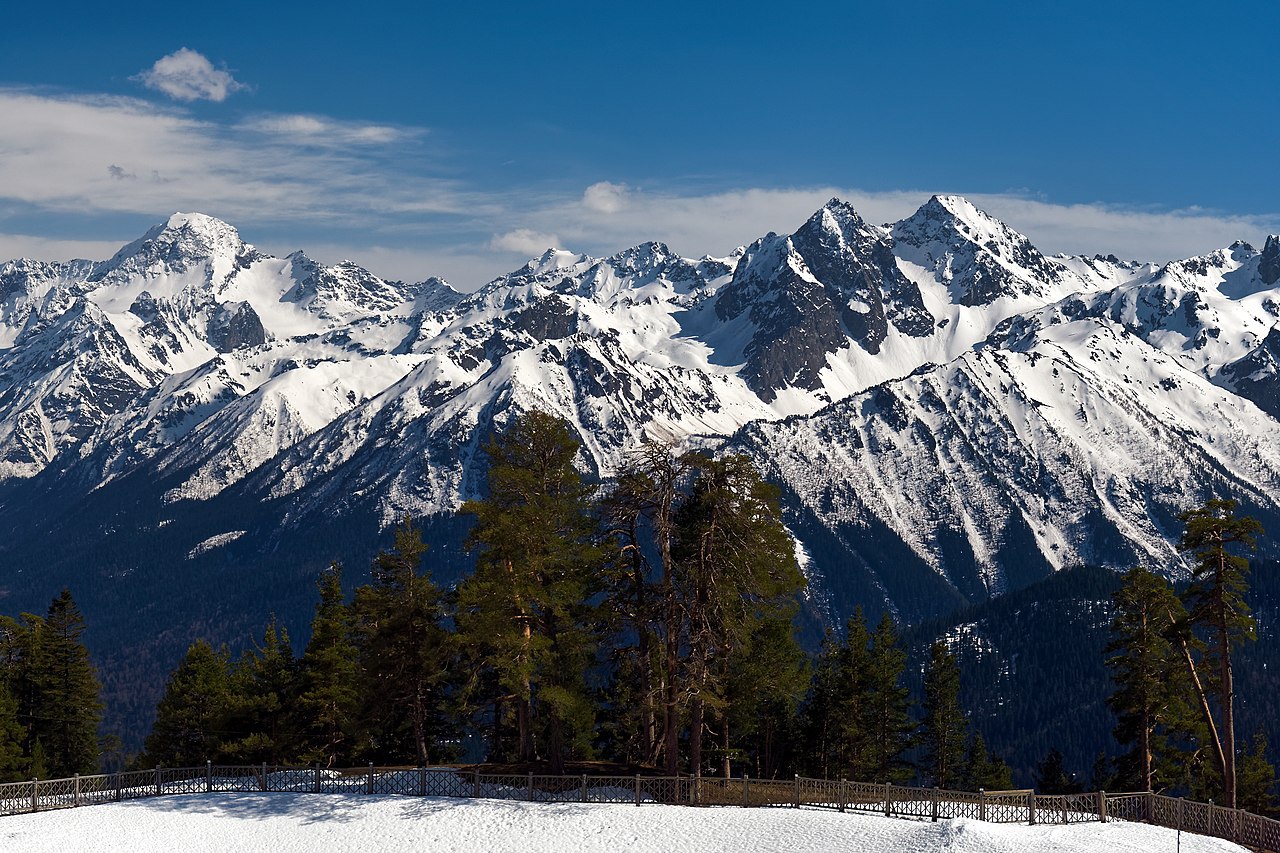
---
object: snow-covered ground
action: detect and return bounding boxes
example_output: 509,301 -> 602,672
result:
0,792 -> 1247,853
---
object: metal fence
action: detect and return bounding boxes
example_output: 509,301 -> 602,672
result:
1,764 -> 1277,850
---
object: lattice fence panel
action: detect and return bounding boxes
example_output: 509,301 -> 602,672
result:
1105,793 -> 1147,822
741,779 -> 793,807
368,769 -> 417,796
0,781 -> 31,815
886,784 -> 930,820
941,790 -> 981,821
843,781 -> 888,814
584,777 -> 636,804
1149,794 -> 1179,827
638,776 -> 690,805
424,770 -> 472,798
212,766 -> 262,792
984,791 -> 1033,823
1182,799 -> 1211,835
265,768 -> 319,792
76,774 -> 119,806
116,770 -> 158,800
477,774 -> 532,800
797,777 -> 842,810
35,777 -> 78,810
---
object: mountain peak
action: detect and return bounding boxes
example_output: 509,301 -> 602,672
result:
1261,235 -> 1280,286
92,212 -> 249,282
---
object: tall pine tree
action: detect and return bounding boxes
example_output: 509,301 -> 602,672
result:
297,562 -> 360,767
29,590 -> 102,776
457,410 -> 603,772
1176,498 -> 1262,808
920,639 -> 968,789
142,640 -> 232,766
354,517 -> 450,765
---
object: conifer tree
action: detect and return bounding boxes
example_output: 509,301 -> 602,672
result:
1034,746 -> 1082,794
1175,498 -> 1262,809
721,609 -> 807,778
1237,732 -> 1278,816
798,632 -> 847,780
920,639 -> 967,789
457,410 -> 603,772
1105,566 -> 1189,792
671,452 -> 805,775
354,517 -> 450,765
963,732 -> 1013,791
297,562 -> 360,767
29,589 -> 102,776
143,640 -> 232,766
863,613 -> 914,784
224,618 -> 298,763
0,682 -> 25,782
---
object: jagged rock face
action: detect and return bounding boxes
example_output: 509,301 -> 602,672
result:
207,302 -> 267,352
1261,235 -> 1280,286
1221,325 -> 1280,419
893,195 -> 1071,305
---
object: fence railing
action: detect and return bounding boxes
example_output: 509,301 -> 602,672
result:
1,764 -> 1277,850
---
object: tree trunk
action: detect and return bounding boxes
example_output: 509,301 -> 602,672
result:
1169,612 -> 1228,788
1217,540 -> 1237,809
722,717 -> 732,778
690,695 -> 704,778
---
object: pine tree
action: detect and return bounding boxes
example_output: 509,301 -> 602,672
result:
920,640 -> 967,789
963,732 -> 1013,791
354,517 -> 450,765
29,589 -> 102,776
142,640 -> 232,766
671,452 -> 805,776
457,410 -> 604,772
1176,498 -> 1263,808
863,613 -> 914,784
798,632 -> 847,779
223,618 -> 298,763
1105,566 -> 1188,792
0,682 -> 25,782
297,562 -> 360,767
1034,747 -> 1082,794
721,609 -> 808,778
1238,732 -> 1277,816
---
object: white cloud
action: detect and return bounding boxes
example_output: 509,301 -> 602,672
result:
0,232 -> 133,264
581,181 -> 630,214
507,184 -> 1280,265
237,114 -> 412,146
133,48 -> 246,103
0,89 -> 472,223
489,229 -> 561,256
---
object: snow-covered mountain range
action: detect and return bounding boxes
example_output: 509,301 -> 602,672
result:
2,197 -> 1280,646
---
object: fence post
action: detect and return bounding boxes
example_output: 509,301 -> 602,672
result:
473,768 -> 480,799
933,787 -> 940,823
634,773 -> 640,807
417,766 -> 426,797
581,773 -> 587,803
155,766 -> 161,797
794,774 -> 800,809
1028,790 -> 1036,825
1061,793 -> 1068,825
1209,799 -> 1214,837
838,779 -> 846,813
367,763 -> 373,795
979,788 -> 987,822
315,763 -> 321,794
115,771 -> 122,803
73,774 -> 80,808
261,762 -> 268,792
885,782 -> 892,817
527,772 -> 534,802
206,760 -> 212,793
1177,797 -> 1184,833
1097,790 -> 1107,823
1146,790 -> 1154,823
30,778 -> 37,813
742,773 -> 749,808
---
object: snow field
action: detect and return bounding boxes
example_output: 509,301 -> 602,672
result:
0,792 -> 1249,853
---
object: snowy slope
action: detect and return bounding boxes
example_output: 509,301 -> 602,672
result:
0,793 -> 1248,853
0,197 -> 1278,636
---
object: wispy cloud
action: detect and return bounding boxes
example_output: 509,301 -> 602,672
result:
0,89 -> 472,223
132,48 -> 247,103
489,228 -> 561,255
502,185 -> 1280,266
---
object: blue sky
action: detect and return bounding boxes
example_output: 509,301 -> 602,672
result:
1,0 -> 1277,288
